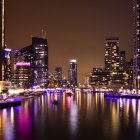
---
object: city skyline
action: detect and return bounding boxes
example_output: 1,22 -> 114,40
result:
6,0 -> 133,83
1,1 -> 140,140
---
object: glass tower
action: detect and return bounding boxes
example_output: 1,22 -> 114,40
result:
14,37 -> 49,88
133,0 -> 140,89
68,59 -> 77,87
105,37 -> 120,72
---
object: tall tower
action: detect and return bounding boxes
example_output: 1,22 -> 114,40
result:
0,0 -> 5,81
105,37 -> 120,72
4,48 -> 12,81
68,59 -> 77,87
133,0 -> 140,89
55,67 -> 63,87
14,37 -> 49,88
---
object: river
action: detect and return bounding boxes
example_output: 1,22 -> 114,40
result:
0,92 -> 140,140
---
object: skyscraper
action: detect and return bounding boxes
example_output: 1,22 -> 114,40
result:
133,0 -> 140,89
104,38 -> 128,85
105,37 -> 120,72
14,37 -> 48,88
14,62 -> 32,88
68,59 -> 77,87
54,67 -> 63,87
0,0 -> 5,81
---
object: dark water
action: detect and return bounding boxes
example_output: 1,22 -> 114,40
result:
0,92 -> 140,140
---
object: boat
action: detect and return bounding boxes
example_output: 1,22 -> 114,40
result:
0,97 -> 22,109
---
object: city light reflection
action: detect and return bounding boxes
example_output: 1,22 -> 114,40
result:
137,100 -> 140,130
69,100 -> 78,137
0,92 -> 140,139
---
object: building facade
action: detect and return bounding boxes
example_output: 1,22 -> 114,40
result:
105,37 -> 120,72
4,48 -> 12,81
54,67 -> 63,87
14,37 -> 48,88
89,68 -> 110,86
68,59 -> 77,87
14,62 -> 32,88
119,51 -> 126,71
133,0 -> 140,89
104,38 -> 129,85
126,59 -> 133,87
0,0 -> 5,81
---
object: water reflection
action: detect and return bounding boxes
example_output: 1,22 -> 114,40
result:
0,108 -> 15,140
69,96 -> 78,137
137,101 -> 140,131
0,92 -> 140,139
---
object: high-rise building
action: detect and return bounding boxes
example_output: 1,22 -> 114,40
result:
54,67 -> 63,87
14,37 -> 48,88
0,0 -> 5,81
119,51 -> 126,71
68,59 -> 77,87
14,62 -> 32,88
104,38 -> 129,85
105,37 -> 120,72
133,0 -> 140,89
89,68 -> 110,85
4,48 -> 12,81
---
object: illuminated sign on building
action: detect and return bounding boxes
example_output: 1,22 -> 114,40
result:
16,62 -> 31,66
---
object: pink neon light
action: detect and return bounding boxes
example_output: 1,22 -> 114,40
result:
16,62 -> 31,66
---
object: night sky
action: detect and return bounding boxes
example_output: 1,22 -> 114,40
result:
6,0 -> 133,83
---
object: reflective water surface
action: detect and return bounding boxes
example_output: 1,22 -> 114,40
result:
0,92 -> 140,140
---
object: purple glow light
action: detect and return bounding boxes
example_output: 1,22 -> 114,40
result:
16,62 -> 31,66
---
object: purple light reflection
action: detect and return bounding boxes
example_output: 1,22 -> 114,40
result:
17,105 -> 31,139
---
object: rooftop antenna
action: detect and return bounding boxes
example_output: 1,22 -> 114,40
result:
41,29 -> 47,38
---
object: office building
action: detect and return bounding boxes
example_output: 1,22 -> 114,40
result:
68,59 -> 77,87
89,68 -> 110,85
14,62 -> 32,88
105,37 -> 120,72
54,67 -> 63,87
14,37 -> 48,88
133,0 -> 140,89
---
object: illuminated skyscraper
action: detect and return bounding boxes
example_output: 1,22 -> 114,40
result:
14,37 -> 48,88
68,59 -> 77,87
104,38 -> 128,85
14,62 -> 32,88
133,0 -> 140,89
54,67 -> 63,87
0,0 -> 5,81
105,37 -> 120,72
